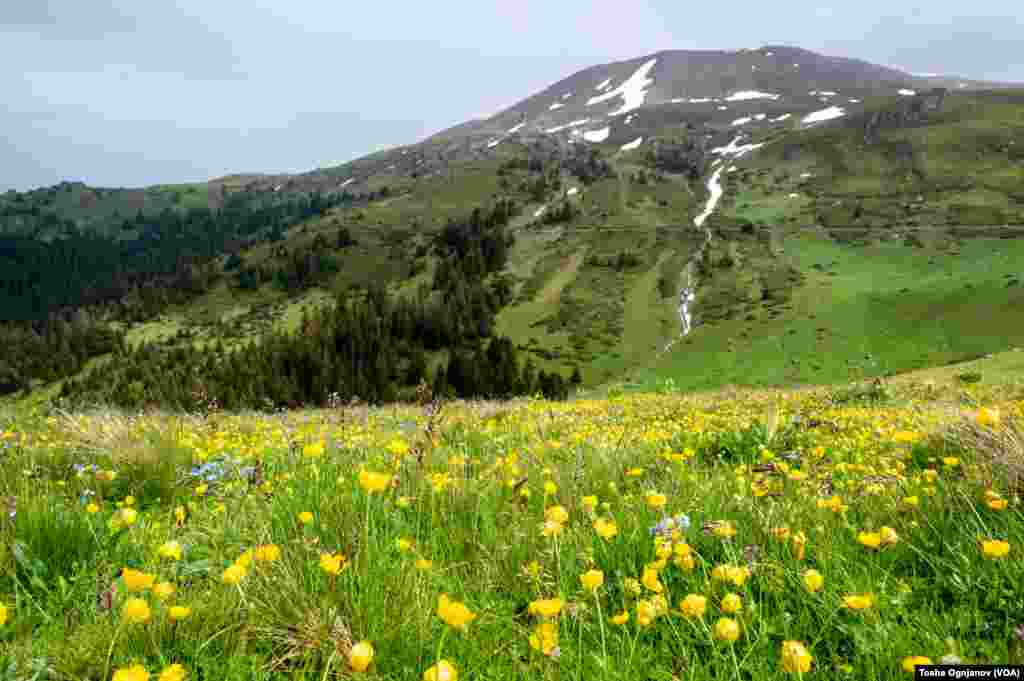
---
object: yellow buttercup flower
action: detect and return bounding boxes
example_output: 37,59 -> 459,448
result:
580,569 -> 604,593
880,526 -> 899,546
349,641 -> 375,672
122,568 -> 156,592
842,593 -> 875,610
415,558 -> 433,571
802,569 -> 824,593
158,663 -> 187,681
594,517 -> 618,540
358,470 -> 392,494
158,541 -> 183,561
423,660 -> 458,681
713,522 -> 736,539
902,656 -> 932,672
679,594 -> 707,619
711,564 -> 750,587
641,566 -> 663,593
781,640 -> 813,673
977,407 -> 1000,428
544,505 -> 569,524
222,563 -> 247,585
645,491 -> 667,509
122,597 -> 152,624
543,480 -> 558,495
981,539 -> 1010,559
112,664 -> 150,681
528,598 -> 562,618
858,532 -> 882,550
168,606 -> 191,621
714,617 -> 741,642
298,511 -> 314,524
437,594 -> 477,631
396,537 -> 414,553
721,593 -> 742,614
529,621 -> 559,656
0,603 -> 7,626
254,544 -> 281,562
319,552 -> 347,575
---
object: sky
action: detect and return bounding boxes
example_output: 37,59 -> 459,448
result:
2,1 -> 1022,191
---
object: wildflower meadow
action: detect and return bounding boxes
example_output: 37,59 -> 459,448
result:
0,379 -> 1022,680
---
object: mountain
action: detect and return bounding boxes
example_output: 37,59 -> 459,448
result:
2,45 -> 1024,408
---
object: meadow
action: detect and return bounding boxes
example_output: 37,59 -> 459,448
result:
0,372 -> 1022,680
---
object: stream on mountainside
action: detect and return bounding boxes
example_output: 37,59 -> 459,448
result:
663,136 -> 761,353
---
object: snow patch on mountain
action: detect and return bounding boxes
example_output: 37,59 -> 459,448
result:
725,91 -> 780,101
583,127 -> 610,142
534,206 -> 546,218
595,78 -> 612,91
507,122 -> 525,134
340,178 -> 355,188
487,139 -> 501,148
772,113 -> 792,122
754,113 -> 767,120
620,137 -> 643,151
549,102 -> 564,110
899,89 -> 917,96
711,136 -> 766,158
545,119 -> 590,134
567,187 -> 579,196
732,116 -> 752,126
801,106 -> 845,124
562,92 -> 573,99
688,97 -> 714,103
586,58 -> 657,116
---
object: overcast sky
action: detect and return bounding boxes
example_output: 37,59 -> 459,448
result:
2,1 -> 1022,192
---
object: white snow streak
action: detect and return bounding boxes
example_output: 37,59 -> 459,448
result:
848,98 -> 861,103
731,116 -> 752,126
788,193 -> 799,198
694,165 -> 726,228
507,122 -> 525,134
340,179 -> 355,188
549,102 -> 564,110
487,139 -> 501,148
562,92 -> 573,99
801,106 -> 845,124
583,127 -> 610,143
595,78 -> 612,91
718,106 -> 728,110
534,206 -> 546,218
688,97 -> 713,103
620,137 -> 643,151
567,187 -> 579,196
710,136 -> 766,158
772,113 -> 792,121
754,113 -> 767,120
899,89 -> 917,96
586,58 -> 657,116
544,119 -> 590,134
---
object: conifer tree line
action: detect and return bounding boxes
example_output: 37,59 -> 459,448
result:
0,190 -> 357,393
0,190 -> 351,322
58,199 -> 572,409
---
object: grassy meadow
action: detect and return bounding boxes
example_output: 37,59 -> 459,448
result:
1,374 -> 1023,680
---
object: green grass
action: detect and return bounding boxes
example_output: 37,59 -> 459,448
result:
632,232 -> 1024,393
1,383 -> 1022,679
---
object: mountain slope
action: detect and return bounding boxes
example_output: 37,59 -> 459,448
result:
3,45 -> 1024,408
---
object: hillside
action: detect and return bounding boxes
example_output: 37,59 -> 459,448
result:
2,45 -> 1024,409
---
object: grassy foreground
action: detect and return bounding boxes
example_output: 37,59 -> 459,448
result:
0,378 -> 1023,680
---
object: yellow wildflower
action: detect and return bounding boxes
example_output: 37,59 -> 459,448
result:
168,606 -> 191,621
529,622 -> 559,656
803,569 -> 824,593
358,470 -> 392,494
112,664 -> 150,681
528,598 -> 562,618
721,593 -> 742,614
679,594 -> 707,619
319,552 -> 347,575
437,594 -> 477,631
422,660 -> 458,681
122,597 -> 152,624
152,581 -> 175,601
158,664 -> 187,681
781,640 -> 813,673
981,539 -> 1010,559
349,641 -> 375,672
122,568 -> 156,592
902,656 -> 933,672
714,617 -> 741,642
580,569 -> 604,593
222,563 -> 247,585
842,593 -> 875,610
